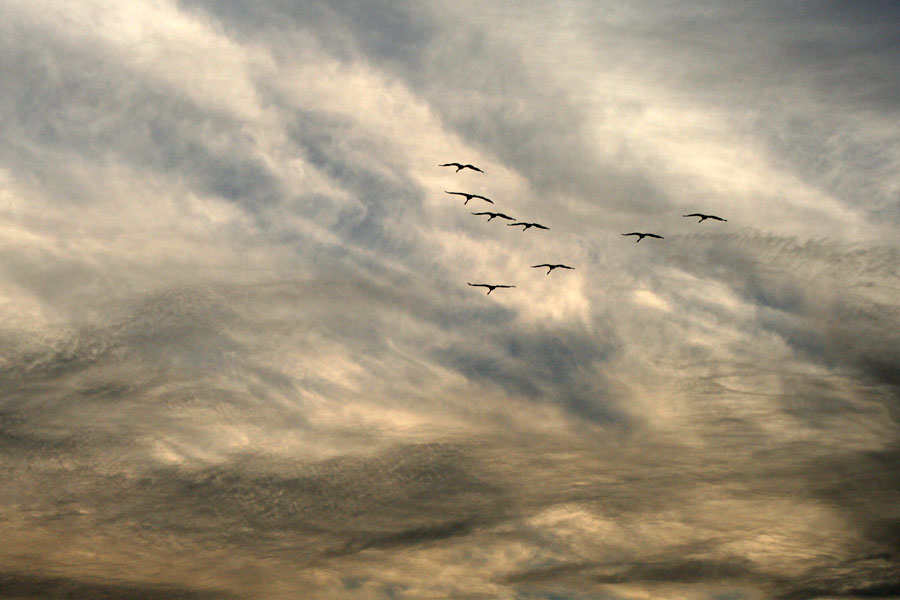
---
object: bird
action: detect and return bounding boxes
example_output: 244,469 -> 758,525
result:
622,232 -> 664,242
446,191 -> 493,205
532,263 -> 574,275
471,211 -> 515,222
440,163 -> 484,173
683,213 -> 727,223
468,283 -> 515,295
508,222 -> 550,231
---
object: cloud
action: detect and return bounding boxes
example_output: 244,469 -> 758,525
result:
1,0 -> 898,598
0,571 -> 234,600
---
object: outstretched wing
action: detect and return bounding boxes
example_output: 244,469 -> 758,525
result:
532,264 -> 552,268
445,191 -> 468,197
440,163 -> 462,167
708,215 -> 727,221
683,213 -> 703,218
467,282 -> 488,288
472,195 -> 494,204
622,232 -> 641,236
471,212 -> 492,216
495,213 -> 515,220
495,285 -> 515,289
507,222 -> 526,227
646,233 -> 664,239
464,164 -> 484,173
532,223 -> 550,230
558,265 -> 574,270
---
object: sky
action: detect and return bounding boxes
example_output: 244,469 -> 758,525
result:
1,1 -> 899,598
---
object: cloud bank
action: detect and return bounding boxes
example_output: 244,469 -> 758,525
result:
1,1 -> 898,598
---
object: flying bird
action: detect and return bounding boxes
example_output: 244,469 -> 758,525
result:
446,191 -> 493,205
508,222 -> 550,231
683,213 -> 727,223
471,211 -> 515,222
622,232 -> 664,242
440,163 -> 484,173
532,263 -> 574,275
468,283 -> 515,295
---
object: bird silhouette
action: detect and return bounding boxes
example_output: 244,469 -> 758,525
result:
532,264 -> 574,275
508,222 -> 550,231
468,283 -> 515,295
622,232 -> 664,242
440,163 -> 484,173
446,191 -> 493,205
683,213 -> 727,223
471,211 -> 515,222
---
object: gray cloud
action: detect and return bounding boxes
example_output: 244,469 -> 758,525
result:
2,1 -> 899,598
0,571 -> 234,600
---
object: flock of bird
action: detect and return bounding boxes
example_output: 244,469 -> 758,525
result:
438,162 -> 727,295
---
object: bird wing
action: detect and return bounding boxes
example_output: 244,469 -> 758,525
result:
496,285 -> 515,288
532,264 -> 551,268
496,213 -> 514,220
468,283 -> 488,288
466,165 -> 484,172
683,213 -> 703,218
445,191 -> 468,197
440,163 -> 461,167
559,265 -> 574,269
622,232 -> 641,236
471,212 -> 491,216
646,234 -> 664,239
709,215 -> 727,221
507,222 -> 526,227
533,223 -> 550,230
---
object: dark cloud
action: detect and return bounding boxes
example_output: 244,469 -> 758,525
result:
0,571 -> 233,600
433,325 -> 624,423
776,580 -> 900,600
505,555 -> 900,600
505,557 -> 756,585
178,0 -> 437,64
329,518 -> 480,556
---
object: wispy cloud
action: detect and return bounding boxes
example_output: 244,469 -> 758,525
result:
1,1 -> 898,598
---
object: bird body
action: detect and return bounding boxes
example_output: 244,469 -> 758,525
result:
532,263 -> 574,275
683,213 -> 727,223
440,163 -> 484,173
446,191 -> 493,205
468,283 -> 515,295
622,232 -> 664,242
508,221 -> 550,231
472,211 -> 515,222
